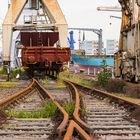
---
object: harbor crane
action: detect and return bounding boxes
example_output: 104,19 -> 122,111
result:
2,0 -> 68,67
97,6 -> 121,12
68,28 -> 103,55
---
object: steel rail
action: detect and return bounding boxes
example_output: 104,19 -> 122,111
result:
64,80 -> 91,130
0,79 -> 69,138
33,79 -> 69,138
65,80 -> 140,111
0,79 -> 35,108
35,79 -> 93,139
63,79 -> 140,139
63,120 -> 92,140
0,78 -> 93,139
64,80 -> 93,139
0,79 -> 35,121
36,79 -> 93,139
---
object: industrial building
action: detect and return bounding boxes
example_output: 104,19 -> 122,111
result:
80,40 -> 104,55
106,39 -> 118,55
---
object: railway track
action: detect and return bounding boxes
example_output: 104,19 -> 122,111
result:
42,80 -> 71,103
0,80 -> 30,102
0,80 -> 55,140
83,94 -> 140,139
1,78 -> 140,139
67,80 -> 140,140
0,79 -> 92,140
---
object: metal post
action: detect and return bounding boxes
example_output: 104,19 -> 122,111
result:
5,64 -> 11,81
98,29 -> 103,55
78,30 -> 81,50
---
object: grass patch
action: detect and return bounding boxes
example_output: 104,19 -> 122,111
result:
40,78 -> 49,83
111,93 -> 140,105
0,82 -> 16,87
63,102 -> 75,116
41,78 -> 66,89
6,100 -> 58,118
55,79 -> 66,88
59,71 -> 94,88
96,71 -> 112,87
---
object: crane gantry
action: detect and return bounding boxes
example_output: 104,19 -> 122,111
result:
2,0 -> 68,67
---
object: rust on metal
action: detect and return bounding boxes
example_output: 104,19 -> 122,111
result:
34,79 -> 69,137
35,79 -> 93,139
64,120 -> 92,140
66,80 -> 140,110
64,80 -> 91,131
21,32 -> 59,47
21,32 -> 70,71
22,47 -> 70,65
0,79 -> 35,108
0,79 -> 94,138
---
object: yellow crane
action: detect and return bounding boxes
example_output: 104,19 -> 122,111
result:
2,0 -> 68,67
114,0 -> 140,82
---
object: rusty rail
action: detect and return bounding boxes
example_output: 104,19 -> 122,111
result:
0,79 -> 35,108
65,80 -> 140,111
0,79 -> 35,121
0,79 -> 68,138
0,78 -> 94,139
64,120 -> 92,140
35,79 -> 94,139
35,79 -> 93,139
64,80 -> 91,131
34,79 -> 69,138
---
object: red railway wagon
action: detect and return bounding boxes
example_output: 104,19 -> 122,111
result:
20,32 -> 70,75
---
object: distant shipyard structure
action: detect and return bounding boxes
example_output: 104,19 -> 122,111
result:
80,39 -> 118,56
106,40 -> 118,55
80,40 -> 104,55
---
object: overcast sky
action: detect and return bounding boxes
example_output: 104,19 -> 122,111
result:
0,0 -> 121,48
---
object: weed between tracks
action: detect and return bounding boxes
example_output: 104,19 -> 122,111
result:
63,102 -> 75,116
59,71 -> 94,88
6,100 -> 58,118
0,82 -> 16,88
